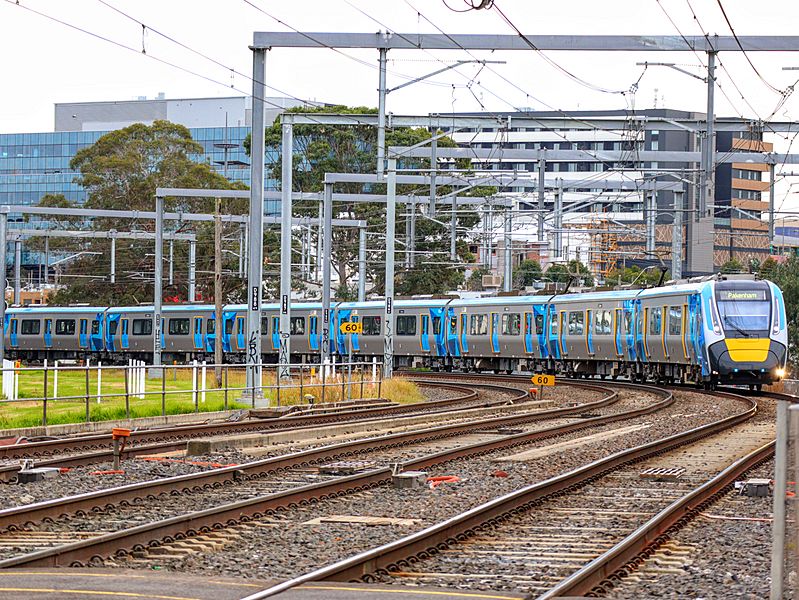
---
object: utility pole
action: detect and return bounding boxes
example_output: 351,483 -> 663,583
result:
214,197 -> 223,386
384,158 -> 397,379
450,196 -> 458,261
537,153 -> 546,242
769,162 -> 776,253
701,50 -> 717,219
320,182 -> 333,373
152,194 -> 164,375
358,227 -> 366,302
168,240 -> 174,286
503,208 -> 512,292
377,44 -> 388,177
43,236 -> 49,285
0,212 -> 6,364
110,237 -> 116,284
13,241 -> 20,305
246,47 -> 267,400
429,138 -> 437,217
188,240 -> 196,302
672,191 -> 684,279
554,179 -> 563,259
278,122 -> 293,382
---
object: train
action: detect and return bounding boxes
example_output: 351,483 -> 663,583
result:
2,274 -> 788,388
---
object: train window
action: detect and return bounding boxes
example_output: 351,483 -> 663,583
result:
20,319 -> 40,335
10,320 -> 16,334
601,311 -> 612,334
261,317 -> 269,334
310,316 -> 318,335
432,317 -> 442,335
91,321 -> 100,335
225,319 -> 234,335
362,316 -> 381,336
501,313 -> 521,336
551,316 -> 558,336
207,319 -> 215,334
469,314 -> 488,336
624,311 -> 633,334
535,314 -> 544,335
396,315 -> 417,336
450,316 -> 457,333
193,318 -> 202,335
649,308 -> 662,336
108,321 -> 118,335
168,318 -> 191,336
421,315 -> 429,336
668,307 -> 682,335
55,319 -> 76,335
132,319 -> 152,336
290,316 -> 306,335
568,311 -> 584,335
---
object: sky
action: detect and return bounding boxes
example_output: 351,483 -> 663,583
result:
3,0 -> 799,209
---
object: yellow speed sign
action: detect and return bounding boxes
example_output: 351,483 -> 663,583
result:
339,321 -> 363,335
531,374 -> 555,387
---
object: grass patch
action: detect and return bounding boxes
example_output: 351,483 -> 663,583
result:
0,366 -> 422,429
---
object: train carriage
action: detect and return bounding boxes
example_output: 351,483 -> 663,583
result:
1,274 -> 789,388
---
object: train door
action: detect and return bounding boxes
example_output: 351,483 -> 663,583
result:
586,309 -> 595,356
490,312 -> 500,354
429,308 -> 445,356
206,318 -> 216,353
193,317 -> 203,351
79,319 -> 88,349
43,318 -> 52,349
641,307 -> 651,361
9,318 -> 17,349
534,305 -> 548,358
546,305 -> 560,359
523,312 -> 534,355
271,316 -> 280,351
335,309 -> 352,355
661,305 -> 669,360
681,303 -> 690,360
91,314 -> 104,352
309,315 -> 319,351
558,311 -> 568,357
350,315 -> 360,352
120,319 -> 130,350
234,317 -> 246,351
221,312 -> 236,352
420,315 -> 431,352
688,294 -> 708,376
105,314 -> 119,352
459,313 -> 469,355
614,308 -> 624,357
446,308 -> 459,357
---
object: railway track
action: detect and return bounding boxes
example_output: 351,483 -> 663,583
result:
0,379 -> 536,482
0,382 -> 673,569
238,387 -> 766,599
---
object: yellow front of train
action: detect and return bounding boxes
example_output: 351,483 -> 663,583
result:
706,279 -> 788,386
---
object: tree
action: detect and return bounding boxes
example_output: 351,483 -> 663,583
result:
770,256 -> 799,373
247,105 -> 482,299
46,121 -> 253,306
545,260 -> 594,287
759,256 -> 778,280
465,267 -> 490,291
605,265 -> 667,286
514,260 -> 543,288
720,258 -> 745,274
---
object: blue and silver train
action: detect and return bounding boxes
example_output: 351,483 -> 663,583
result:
2,274 -> 788,388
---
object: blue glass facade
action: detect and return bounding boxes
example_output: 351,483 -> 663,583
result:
0,126 -> 277,208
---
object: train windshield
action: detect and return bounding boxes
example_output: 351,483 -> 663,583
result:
715,287 -> 770,337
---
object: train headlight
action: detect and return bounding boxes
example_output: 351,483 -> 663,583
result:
776,368 -> 786,379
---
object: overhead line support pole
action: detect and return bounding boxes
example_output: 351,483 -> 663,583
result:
320,182 -> 333,375
0,213 -> 5,364
110,237 -> 116,284
450,195 -> 457,261
13,241 -> 20,305
672,190 -> 684,279
215,198 -> 223,387
429,137 -> 437,217
279,122 -> 293,382
554,179 -> 563,259
384,158 -> 397,380
769,162 -> 776,253
503,208 -> 512,292
247,46 -> 267,401
188,239 -> 196,302
377,46 -> 388,178
151,194 -> 163,377
538,152 -> 546,242
358,227 -> 366,302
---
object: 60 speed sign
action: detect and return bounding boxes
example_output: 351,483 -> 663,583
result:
339,321 -> 363,335
531,374 -> 555,387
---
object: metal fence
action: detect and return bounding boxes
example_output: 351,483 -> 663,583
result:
0,358 -> 384,427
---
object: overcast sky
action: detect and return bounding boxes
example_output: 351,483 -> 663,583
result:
3,0 -> 799,209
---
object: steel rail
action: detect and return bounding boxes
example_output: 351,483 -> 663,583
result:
540,439 -> 775,598
0,384 -> 676,568
0,381 -> 479,460
238,389 -> 755,599
0,382 -> 611,531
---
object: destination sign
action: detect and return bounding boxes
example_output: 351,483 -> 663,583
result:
718,290 -> 767,301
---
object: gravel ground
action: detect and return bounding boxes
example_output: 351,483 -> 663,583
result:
96,388 -> 752,581
607,458 -> 779,600
0,382 -> 602,508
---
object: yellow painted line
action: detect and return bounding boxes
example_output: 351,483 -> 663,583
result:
0,589 -> 200,600
0,573 -> 261,588
299,585 -> 524,599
